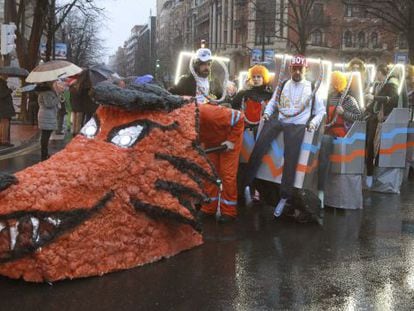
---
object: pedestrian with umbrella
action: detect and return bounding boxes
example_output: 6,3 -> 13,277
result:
0,66 -> 29,147
37,82 -> 60,160
26,60 -> 82,160
0,75 -> 15,147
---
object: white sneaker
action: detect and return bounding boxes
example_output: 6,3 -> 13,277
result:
318,191 -> 324,208
244,186 -> 252,206
274,198 -> 287,217
366,176 -> 373,188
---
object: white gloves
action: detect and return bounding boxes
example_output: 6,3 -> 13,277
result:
263,113 -> 270,121
221,140 -> 235,151
307,122 -> 316,132
365,94 -> 374,103
196,94 -> 206,104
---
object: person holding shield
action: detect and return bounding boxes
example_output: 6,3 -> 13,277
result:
243,55 -> 325,218
364,64 -> 400,187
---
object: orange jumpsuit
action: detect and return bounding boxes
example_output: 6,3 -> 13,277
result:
199,103 -> 244,217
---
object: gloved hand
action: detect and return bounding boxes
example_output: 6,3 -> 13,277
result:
263,113 -> 270,121
221,140 -> 235,151
365,93 -> 374,103
336,106 -> 344,115
307,122 -> 316,132
196,94 -> 206,104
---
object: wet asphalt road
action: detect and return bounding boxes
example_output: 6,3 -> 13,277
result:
0,141 -> 414,310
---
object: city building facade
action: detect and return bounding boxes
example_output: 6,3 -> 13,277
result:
156,0 -> 406,79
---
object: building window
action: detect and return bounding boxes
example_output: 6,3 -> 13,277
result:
312,3 -> 324,19
371,32 -> 378,48
311,29 -> 323,46
344,30 -> 352,47
399,33 -> 408,49
345,4 -> 353,17
358,31 -> 365,48
255,35 -> 272,45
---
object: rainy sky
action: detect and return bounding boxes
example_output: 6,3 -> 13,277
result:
98,0 -> 156,59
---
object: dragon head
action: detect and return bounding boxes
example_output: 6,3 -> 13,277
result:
0,82 -> 217,282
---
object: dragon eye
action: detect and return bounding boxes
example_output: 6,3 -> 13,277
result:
110,125 -> 144,148
80,117 -> 98,138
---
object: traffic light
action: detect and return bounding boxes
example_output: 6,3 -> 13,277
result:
156,59 -> 160,69
1,23 -> 17,55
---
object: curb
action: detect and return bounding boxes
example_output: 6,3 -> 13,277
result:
0,132 -> 41,160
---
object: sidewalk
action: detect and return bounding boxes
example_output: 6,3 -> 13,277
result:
0,122 -> 40,158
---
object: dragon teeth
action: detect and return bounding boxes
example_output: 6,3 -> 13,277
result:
46,217 -> 61,227
31,217 -> 40,242
9,222 -> 19,251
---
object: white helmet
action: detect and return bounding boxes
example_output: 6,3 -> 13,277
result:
195,48 -> 212,63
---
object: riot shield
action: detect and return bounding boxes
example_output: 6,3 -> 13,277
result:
255,119 -> 325,193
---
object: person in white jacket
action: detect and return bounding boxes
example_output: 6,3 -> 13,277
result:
243,55 -> 325,217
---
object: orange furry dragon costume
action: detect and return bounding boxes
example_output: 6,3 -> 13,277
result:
0,81 -> 217,282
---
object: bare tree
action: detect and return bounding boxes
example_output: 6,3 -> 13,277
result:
5,0 -> 103,120
6,0 -> 49,71
249,0 -> 320,55
60,10 -> 106,67
344,0 -> 414,63
45,0 -> 104,61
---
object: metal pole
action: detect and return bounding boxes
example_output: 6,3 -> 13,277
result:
52,0 -> 56,60
261,19 -> 265,62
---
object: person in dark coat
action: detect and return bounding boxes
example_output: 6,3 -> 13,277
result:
364,64 -> 400,187
37,82 -> 59,161
70,70 -> 98,135
169,48 -> 222,103
28,92 -> 39,126
0,75 -> 15,147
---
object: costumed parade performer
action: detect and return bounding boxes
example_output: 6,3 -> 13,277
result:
232,64 -> 273,128
198,103 -> 244,223
169,47 -> 224,104
243,55 -> 325,218
364,64 -> 400,188
232,65 -> 273,203
170,44 -> 243,223
318,71 -> 363,204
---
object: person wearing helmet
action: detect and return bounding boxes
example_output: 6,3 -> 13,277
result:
243,55 -> 325,218
232,64 -> 273,204
169,48 -> 221,104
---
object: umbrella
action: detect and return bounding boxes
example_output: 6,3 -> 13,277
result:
26,60 -> 82,83
134,74 -> 154,84
0,66 -> 29,78
88,64 -> 117,85
18,84 -> 37,92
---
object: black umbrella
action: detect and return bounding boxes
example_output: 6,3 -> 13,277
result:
88,64 -> 117,85
0,66 -> 29,78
